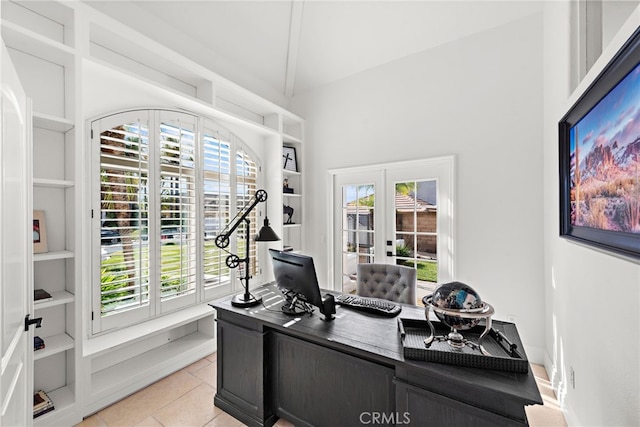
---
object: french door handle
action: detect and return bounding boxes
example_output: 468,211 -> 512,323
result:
24,314 -> 43,332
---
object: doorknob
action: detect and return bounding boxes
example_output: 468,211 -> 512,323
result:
24,314 -> 42,332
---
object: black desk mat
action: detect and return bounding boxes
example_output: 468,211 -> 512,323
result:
399,318 -> 529,373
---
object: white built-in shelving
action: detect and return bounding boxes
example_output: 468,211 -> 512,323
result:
2,0 -> 80,424
283,168 -> 303,251
280,113 -> 305,252
1,0 -> 304,423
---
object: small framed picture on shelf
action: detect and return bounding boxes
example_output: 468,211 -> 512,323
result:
282,146 -> 298,172
33,210 -> 48,254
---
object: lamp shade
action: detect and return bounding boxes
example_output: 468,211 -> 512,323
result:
255,217 -> 280,242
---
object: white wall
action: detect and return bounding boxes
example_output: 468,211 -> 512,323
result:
291,14 -> 545,360
603,1 -> 640,48
543,2 -> 640,426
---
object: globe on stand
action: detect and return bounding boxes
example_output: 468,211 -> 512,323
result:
422,281 -> 494,355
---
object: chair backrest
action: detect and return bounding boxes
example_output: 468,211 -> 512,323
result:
356,263 -> 416,304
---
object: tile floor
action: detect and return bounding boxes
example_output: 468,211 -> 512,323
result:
76,353 -> 566,427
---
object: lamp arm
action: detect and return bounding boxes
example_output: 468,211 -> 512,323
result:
215,189 -> 267,249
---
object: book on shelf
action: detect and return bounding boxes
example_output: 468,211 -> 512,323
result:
34,288 -> 53,303
34,336 -> 45,351
33,390 -> 54,418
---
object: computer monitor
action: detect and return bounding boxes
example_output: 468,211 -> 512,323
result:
268,249 -> 335,321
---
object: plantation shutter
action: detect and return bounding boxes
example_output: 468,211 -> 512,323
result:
202,130 -> 232,292
236,147 -> 259,276
92,109 -> 261,333
158,115 -> 197,306
96,113 -> 151,332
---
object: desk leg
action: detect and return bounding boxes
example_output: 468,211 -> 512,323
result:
214,319 -> 276,427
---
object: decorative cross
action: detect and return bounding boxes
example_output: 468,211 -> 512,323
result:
283,153 -> 292,169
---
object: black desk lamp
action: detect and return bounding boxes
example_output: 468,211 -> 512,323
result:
215,189 -> 280,307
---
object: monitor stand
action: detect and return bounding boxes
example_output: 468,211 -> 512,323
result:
280,290 -> 336,321
281,292 -> 314,316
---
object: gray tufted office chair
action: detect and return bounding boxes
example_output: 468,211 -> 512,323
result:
356,263 -> 417,305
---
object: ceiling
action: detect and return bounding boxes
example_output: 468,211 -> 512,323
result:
86,1 -> 543,102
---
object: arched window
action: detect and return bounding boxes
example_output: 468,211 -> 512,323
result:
92,109 -> 260,334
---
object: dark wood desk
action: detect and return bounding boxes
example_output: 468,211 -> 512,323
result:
212,283 -> 542,427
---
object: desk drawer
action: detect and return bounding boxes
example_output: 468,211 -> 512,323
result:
272,332 -> 395,427
395,379 -> 527,427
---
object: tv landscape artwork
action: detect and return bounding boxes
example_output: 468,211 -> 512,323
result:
570,62 -> 640,234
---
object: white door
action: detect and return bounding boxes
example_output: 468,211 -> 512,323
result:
331,157 -> 455,302
0,41 -> 32,427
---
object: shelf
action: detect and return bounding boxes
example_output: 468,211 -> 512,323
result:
283,133 -> 303,144
34,333 -> 74,360
283,223 -> 302,228
34,291 -> 74,310
282,114 -> 304,141
283,193 -> 301,198
33,385 -> 74,426
34,251 -> 74,262
90,331 -> 213,399
84,304 -> 214,357
33,112 -> 74,133
88,22 -> 299,129
283,169 -> 301,176
33,178 -> 74,189
84,58 -> 280,138
0,20 -> 75,67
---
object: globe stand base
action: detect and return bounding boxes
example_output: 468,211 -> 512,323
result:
446,330 -> 466,349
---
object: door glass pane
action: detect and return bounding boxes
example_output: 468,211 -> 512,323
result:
342,230 -> 355,253
395,182 -> 415,232
416,180 -> 437,233
394,180 -> 438,302
341,184 -> 374,293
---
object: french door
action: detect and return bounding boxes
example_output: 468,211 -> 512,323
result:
331,157 -> 454,304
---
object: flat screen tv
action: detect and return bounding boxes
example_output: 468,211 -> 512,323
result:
559,28 -> 640,259
268,249 -> 335,320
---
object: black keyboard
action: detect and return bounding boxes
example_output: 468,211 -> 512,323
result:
334,294 -> 402,317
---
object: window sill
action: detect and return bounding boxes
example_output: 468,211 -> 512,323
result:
83,304 -> 215,358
